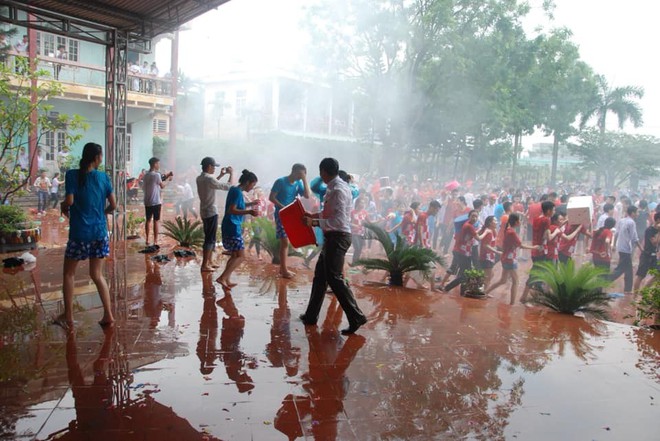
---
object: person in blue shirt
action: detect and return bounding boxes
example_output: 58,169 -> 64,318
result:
216,169 -> 260,291
268,163 -> 310,278
56,142 -> 116,330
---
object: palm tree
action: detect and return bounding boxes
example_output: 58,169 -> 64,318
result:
250,218 -> 303,264
162,217 -> 204,248
528,260 -> 612,319
580,75 -> 644,134
356,223 -> 444,286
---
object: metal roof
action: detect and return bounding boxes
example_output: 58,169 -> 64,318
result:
2,0 -> 231,39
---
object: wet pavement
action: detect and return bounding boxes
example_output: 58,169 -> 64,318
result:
1,213 -> 659,440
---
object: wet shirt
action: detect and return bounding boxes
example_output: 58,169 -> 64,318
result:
416,211 -> 431,248
642,225 -> 659,255
65,169 -> 113,242
320,176 -> 352,234
501,228 -> 522,265
142,171 -> 163,207
559,225 -> 580,257
400,210 -> 417,245
531,215 -> 551,258
196,172 -> 231,219
221,186 -> 245,239
590,229 -> 612,262
454,222 -> 477,257
546,224 -> 561,260
34,176 -> 50,191
351,209 -> 368,236
614,217 -> 639,254
271,176 -> 304,216
480,229 -> 496,263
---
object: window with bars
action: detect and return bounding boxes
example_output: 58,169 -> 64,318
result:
36,31 -> 79,61
152,118 -> 169,133
236,90 -> 247,118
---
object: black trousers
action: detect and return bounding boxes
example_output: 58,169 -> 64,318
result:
303,232 -> 366,327
609,251 -> 633,292
444,253 -> 473,292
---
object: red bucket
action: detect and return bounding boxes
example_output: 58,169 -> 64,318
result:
279,199 -> 317,248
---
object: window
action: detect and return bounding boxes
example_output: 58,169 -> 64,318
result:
152,118 -> 169,133
126,134 -> 132,163
213,91 -> 225,117
43,131 -> 66,161
36,31 -> 79,61
235,90 -> 247,118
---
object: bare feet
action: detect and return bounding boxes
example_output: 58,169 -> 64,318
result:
98,317 -> 115,327
211,263 -> 221,268
53,314 -> 73,331
201,266 -> 214,272
280,271 -> 296,279
216,276 -> 231,291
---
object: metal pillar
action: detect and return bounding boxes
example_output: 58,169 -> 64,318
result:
105,29 -> 128,243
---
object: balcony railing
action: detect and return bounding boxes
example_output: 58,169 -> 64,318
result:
3,51 -> 174,98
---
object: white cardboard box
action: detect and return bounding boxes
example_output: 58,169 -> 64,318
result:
566,196 -> 593,227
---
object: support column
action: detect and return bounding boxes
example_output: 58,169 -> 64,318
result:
168,30 -> 179,172
105,29 -> 128,245
271,77 -> 279,130
28,15 -> 38,182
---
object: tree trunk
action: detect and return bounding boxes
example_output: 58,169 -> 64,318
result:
389,271 -> 403,286
511,132 -> 521,185
550,133 -> 559,188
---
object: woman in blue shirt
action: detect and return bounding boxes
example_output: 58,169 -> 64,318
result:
57,143 -> 116,329
217,169 -> 259,291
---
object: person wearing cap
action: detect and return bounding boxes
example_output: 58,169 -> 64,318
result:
196,157 -> 234,272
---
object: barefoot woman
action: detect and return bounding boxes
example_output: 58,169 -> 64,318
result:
58,143 -> 115,328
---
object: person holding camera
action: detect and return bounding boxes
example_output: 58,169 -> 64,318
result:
197,157 -> 234,272
142,157 -> 172,247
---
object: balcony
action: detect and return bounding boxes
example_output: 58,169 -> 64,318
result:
4,51 -> 174,110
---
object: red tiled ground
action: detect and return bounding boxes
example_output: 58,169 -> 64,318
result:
1,214 -> 659,440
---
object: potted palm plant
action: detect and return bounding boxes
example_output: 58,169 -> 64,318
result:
250,217 -> 303,264
528,260 -> 612,319
634,269 -> 660,329
461,268 -> 486,298
162,216 -> 204,248
356,223 -> 444,286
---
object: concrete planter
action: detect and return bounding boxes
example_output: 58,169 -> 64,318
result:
0,223 -> 41,253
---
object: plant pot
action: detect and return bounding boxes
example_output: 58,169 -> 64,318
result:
461,280 -> 486,298
389,271 -> 404,286
0,226 -> 41,253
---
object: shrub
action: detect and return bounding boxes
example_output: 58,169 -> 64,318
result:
529,260 -> 612,319
634,269 -> 660,328
0,205 -> 30,234
356,223 -> 444,286
162,217 -> 204,247
250,217 -> 302,264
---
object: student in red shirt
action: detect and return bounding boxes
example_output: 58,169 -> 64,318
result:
558,220 -> 590,264
478,216 -> 501,290
520,201 -> 555,304
486,214 -> 541,305
589,217 -> 615,270
443,210 -> 485,293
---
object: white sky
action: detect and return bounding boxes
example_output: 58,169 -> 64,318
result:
157,0 -> 660,141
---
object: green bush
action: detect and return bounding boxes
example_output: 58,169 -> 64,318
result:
529,260 -> 612,319
356,223 -> 444,286
0,205 -> 30,234
162,216 -> 204,247
250,217 -> 303,264
634,269 -> 660,327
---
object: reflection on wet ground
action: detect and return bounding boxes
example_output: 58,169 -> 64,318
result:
1,229 -> 659,439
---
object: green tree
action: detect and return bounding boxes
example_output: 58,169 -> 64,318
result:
535,28 -> 596,186
0,61 -> 88,204
580,74 -> 644,134
569,129 -> 660,191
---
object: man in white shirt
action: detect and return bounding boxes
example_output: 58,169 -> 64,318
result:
196,156 -> 233,272
142,157 -> 172,246
300,157 -> 367,335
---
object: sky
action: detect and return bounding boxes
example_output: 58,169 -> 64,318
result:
157,0 -> 660,142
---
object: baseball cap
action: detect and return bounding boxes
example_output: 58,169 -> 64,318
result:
201,157 -> 220,168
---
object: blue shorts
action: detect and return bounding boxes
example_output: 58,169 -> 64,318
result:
65,236 -> 110,260
223,236 -> 245,252
275,215 -> 287,239
502,262 -> 518,271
